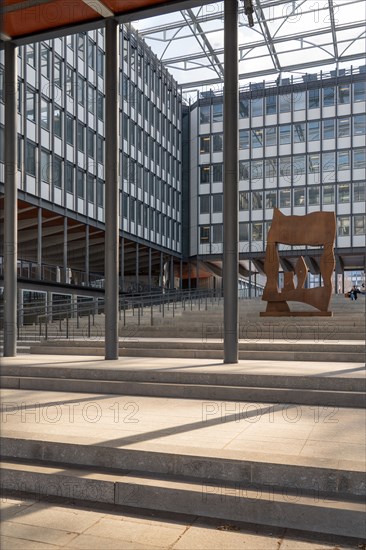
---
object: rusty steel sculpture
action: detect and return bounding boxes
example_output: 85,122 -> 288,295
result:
261,209 -> 336,316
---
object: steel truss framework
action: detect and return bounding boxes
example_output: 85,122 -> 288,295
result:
135,0 -> 366,92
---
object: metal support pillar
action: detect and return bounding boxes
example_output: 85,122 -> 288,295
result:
223,0 -> 239,363
180,259 -> 183,290
136,242 -> 139,291
120,236 -> 125,292
148,247 -> 152,290
37,207 -> 42,279
104,18 -> 119,360
85,225 -> 89,286
63,217 -> 68,283
170,256 -> 174,289
18,289 -> 23,327
3,41 -> 17,356
160,252 -> 164,290
188,261 -> 191,290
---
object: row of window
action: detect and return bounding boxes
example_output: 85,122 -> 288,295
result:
199,214 -> 366,244
199,115 -> 366,154
24,84 -> 104,123
200,149 -> 366,184
237,115 -> 366,150
25,37 -> 104,78
199,81 -> 366,123
199,183 -> 365,214
122,193 -> 181,241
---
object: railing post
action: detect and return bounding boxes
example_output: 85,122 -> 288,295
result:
66,314 -> 69,339
138,303 -> 141,326
88,313 -> 91,338
150,304 -> 153,326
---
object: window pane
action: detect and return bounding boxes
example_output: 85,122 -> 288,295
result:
338,117 -> 350,137
338,84 -> 350,104
212,163 -> 223,183
354,114 -> 366,136
354,149 -> 366,169
200,226 -> 210,243
26,142 -> 36,176
252,191 -> 262,209
26,88 -> 35,121
40,45 -> 50,78
308,186 -> 319,205
252,160 -> 263,180
279,157 -> 291,178
323,119 -> 335,139
337,150 -> 350,171
323,86 -> 334,106
252,97 -> 263,116
337,216 -> 350,236
66,163 -> 74,193
308,89 -> 319,109
293,155 -> 306,176
280,189 -> 291,208
77,170 -> 85,198
213,134 -> 223,152
354,215 -> 366,235
252,128 -> 263,147
200,136 -> 210,154
294,187 -> 305,206
265,158 -> 277,178
239,129 -> 249,149
353,81 -> 365,102
308,121 -> 320,141
338,183 -> 350,203
200,195 -> 210,214
252,223 -> 263,240
239,222 -> 249,241
53,156 -> 62,188
87,174 -> 95,202
200,165 -> 210,184
41,150 -> 50,183
293,89 -> 305,110
200,105 -> 210,124
77,122 -> 85,152
26,44 -> 35,67
308,154 -> 320,173
323,185 -> 334,204
54,56 -> 62,87
66,116 -> 74,145
239,161 -> 249,180
88,85 -> 95,113
40,98 -> 49,130
212,194 -> 223,213
279,93 -> 291,113
265,94 -> 276,115
293,123 -> 305,142
266,127 -> 277,146
265,191 -> 277,208
212,224 -> 223,243
322,152 -> 335,173
280,125 -> 291,144
354,182 -> 365,202
77,76 -> 85,105
239,191 -> 249,211
239,99 -> 249,118
212,103 -> 223,122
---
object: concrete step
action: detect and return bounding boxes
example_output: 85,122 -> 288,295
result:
2,361 -> 365,406
1,456 -> 364,538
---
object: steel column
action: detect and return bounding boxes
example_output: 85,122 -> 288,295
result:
85,225 -> 89,285
37,207 -> 42,279
148,247 -> 152,290
223,0 -> 239,363
170,256 -> 174,289
136,242 -> 139,290
3,41 -> 18,357
120,236 -> 125,292
104,18 -> 119,360
63,217 -> 68,283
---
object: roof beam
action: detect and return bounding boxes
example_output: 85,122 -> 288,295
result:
328,0 -> 339,61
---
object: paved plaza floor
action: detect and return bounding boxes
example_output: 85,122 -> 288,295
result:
1,355 -> 365,548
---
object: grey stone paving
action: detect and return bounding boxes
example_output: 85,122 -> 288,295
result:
0,495 -> 362,549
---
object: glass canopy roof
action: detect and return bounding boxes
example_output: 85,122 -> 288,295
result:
134,0 -> 366,97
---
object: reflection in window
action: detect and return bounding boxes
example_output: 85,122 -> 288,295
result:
337,216 -> 350,236
25,141 -> 36,176
280,125 -> 291,144
338,150 -> 350,171
308,186 -> 319,205
265,158 -> 277,179
239,161 -> 249,180
266,94 -> 276,115
26,87 -> 36,121
323,119 -> 335,139
212,103 -> 223,122
252,191 -> 262,209
213,134 -> 223,152
338,184 -> 350,203
77,169 -> 85,198
265,191 -> 276,209
338,84 -> 350,104
212,194 -> 223,213
212,224 -> 223,243
26,44 -> 35,67
252,97 -> 263,117
212,163 -> 223,183
200,165 -> 210,184
252,160 -> 263,180
279,93 -> 291,113
200,226 -> 210,243
66,163 -> 73,193
239,191 -> 249,210
323,87 -> 334,107
40,98 -> 49,130
308,154 -> 320,173
40,44 -> 50,78
308,89 -> 319,109
294,123 -> 305,142
200,105 -> 210,124
239,99 -> 249,118
323,185 -> 334,204
266,127 -> 276,146
294,188 -> 305,206
279,157 -> 291,179
293,155 -> 306,176
280,189 -> 291,208
293,89 -> 305,110
200,136 -> 210,154
41,150 -> 50,183
354,81 -> 366,102
353,182 -> 365,202
338,117 -> 350,137
354,149 -> 366,169
322,152 -> 335,173
239,222 -> 249,241
53,156 -> 62,188
239,129 -> 249,149
252,223 -> 263,241
354,114 -> 366,135
308,121 -> 320,141
354,215 -> 366,235
252,128 -> 263,147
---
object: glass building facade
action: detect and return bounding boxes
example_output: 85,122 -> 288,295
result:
191,68 -> 366,268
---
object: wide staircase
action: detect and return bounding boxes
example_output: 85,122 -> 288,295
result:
1,292 -> 365,540
25,293 -> 365,362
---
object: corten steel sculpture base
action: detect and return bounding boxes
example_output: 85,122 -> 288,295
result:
261,209 -> 336,317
